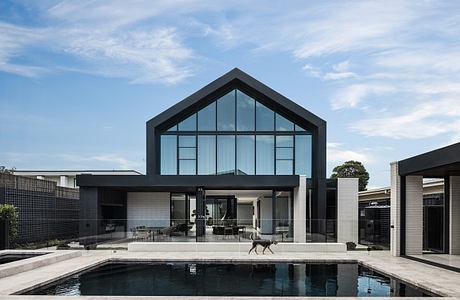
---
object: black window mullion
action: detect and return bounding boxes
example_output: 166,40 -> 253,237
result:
234,90 -> 237,174
176,134 -> 179,175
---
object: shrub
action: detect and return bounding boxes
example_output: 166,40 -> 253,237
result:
0,204 -> 19,243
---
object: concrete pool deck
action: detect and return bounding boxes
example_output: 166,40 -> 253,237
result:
0,250 -> 459,298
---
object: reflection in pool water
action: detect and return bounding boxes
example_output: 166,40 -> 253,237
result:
28,262 -> 433,297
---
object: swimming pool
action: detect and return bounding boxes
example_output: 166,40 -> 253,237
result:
27,262 -> 435,297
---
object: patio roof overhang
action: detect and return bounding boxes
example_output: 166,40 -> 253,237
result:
76,174 -> 300,192
398,142 -> 460,177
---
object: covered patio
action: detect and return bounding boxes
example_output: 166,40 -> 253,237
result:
390,142 -> 460,271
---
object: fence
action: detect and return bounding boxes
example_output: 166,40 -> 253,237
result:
0,173 -> 79,245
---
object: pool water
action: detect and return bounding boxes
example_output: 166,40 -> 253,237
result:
27,262 -> 434,297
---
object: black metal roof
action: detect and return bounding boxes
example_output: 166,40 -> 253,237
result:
147,68 -> 326,131
398,142 -> 460,177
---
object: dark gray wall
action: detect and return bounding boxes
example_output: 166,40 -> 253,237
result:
0,174 -> 79,245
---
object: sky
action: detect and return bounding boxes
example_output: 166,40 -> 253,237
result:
1,0 -> 460,188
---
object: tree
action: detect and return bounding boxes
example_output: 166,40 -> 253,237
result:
331,160 -> 369,191
0,166 -> 15,174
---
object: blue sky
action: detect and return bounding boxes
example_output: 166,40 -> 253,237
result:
1,1 -> 459,188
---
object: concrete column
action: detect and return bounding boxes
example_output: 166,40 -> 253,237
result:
405,175 -> 423,255
337,178 -> 359,244
450,176 -> 460,254
59,175 -> 68,187
294,175 -> 307,243
390,162 -> 401,256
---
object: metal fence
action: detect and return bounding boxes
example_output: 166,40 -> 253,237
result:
0,173 -> 79,245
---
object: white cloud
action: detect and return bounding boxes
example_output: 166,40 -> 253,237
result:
352,98 -> 460,139
1,152 -> 143,171
58,153 -> 143,170
331,84 -> 395,110
327,142 -> 374,164
0,23 -> 47,77
59,27 -> 193,84
0,2 -> 197,84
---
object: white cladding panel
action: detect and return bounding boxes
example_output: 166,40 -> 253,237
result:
337,178 -> 359,244
127,192 -> 170,229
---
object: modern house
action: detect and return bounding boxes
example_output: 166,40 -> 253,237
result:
13,170 -> 142,189
77,68 -> 358,245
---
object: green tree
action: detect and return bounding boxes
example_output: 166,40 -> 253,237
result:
331,160 -> 369,191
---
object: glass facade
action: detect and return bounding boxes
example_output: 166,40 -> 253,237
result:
256,135 -> 274,174
237,135 -> 255,175
198,135 -> 216,175
160,135 -> 177,174
217,135 -> 235,175
217,91 -> 235,131
159,89 -> 313,176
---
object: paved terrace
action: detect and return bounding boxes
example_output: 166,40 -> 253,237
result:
0,250 -> 459,299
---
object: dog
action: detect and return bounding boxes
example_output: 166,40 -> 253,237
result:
248,234 -> 278,255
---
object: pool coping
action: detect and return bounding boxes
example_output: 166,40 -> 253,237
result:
0,250 -> 81,279
1,251 -> 460,298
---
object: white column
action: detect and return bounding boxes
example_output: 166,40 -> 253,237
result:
337,178 -> 359,244
293,175 -> 307,243
390,162 -> 401,256
405,175 -> 423,255
59,175 -> 68,187
450,176 -> 460,254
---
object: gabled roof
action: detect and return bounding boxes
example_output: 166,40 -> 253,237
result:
147,68 -> 325,131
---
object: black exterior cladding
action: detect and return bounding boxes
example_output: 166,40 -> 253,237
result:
77,68 -> 328,242
146,68 -> 327,214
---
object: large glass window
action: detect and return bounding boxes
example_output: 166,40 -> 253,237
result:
171,193 -> 186,226
217,90 -> 235,131
237,90 -> 255,131
160,89 -> 314,178
295,135 -> 312,177
198,135 -> 216,175
256,135 -> 274,175
256,102 -> 274,131
237,135 -> 255,175
160,135 -> 177,175
217,135 -> 235,175
178,113 -> 196,131
276,135 -> 293,175
276,113 -> 294,131
179,135 -> 196,175
198,102 -> 216,131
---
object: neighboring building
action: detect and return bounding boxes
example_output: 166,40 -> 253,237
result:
77,68 -> 358,245
0,173 -> 79,247
13,170 -> 142,189
358,179 -> 444,249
